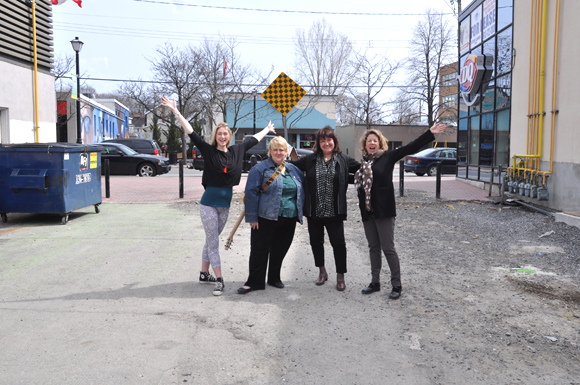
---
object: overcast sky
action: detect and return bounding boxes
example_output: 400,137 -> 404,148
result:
51,0 -> 475,95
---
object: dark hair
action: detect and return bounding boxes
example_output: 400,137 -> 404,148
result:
312,125 -> 341,154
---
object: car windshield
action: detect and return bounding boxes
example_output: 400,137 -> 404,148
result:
412,148 -> 437,157
113,143 -> 138,155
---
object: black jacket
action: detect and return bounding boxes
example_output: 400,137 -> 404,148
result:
358,130 -> 435,221
292,152 -> 360,219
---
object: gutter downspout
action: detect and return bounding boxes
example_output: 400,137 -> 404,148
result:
30,0 -> 41,143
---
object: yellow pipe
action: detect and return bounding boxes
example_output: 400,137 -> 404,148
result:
513,0 -> 548,167
548,0 -> 561,175
31,0 -> 40,143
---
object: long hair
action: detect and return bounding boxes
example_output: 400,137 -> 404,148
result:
210,122 -> 233,147
360,129 -> 389,156
312,125 -> 341,154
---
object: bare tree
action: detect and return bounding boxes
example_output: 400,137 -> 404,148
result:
390,89 -> 421,125
404,9 -> 456,127
340,51 -> 399,129
52,53 -> 75,93
196,37 -> 272,136
119,42 -> 204,160
293,19 -> 357,97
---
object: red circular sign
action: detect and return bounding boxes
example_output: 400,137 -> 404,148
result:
460,55 -> 478,94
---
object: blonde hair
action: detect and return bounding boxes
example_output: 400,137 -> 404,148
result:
360,129 -> 389,156
268,136 -> 288,157
210,123 -> 232,147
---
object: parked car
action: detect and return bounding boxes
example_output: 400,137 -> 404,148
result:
100,142 -> 171,177
192,146 -> 204,171
102,138 -> 162,156
404,147 -> 457,176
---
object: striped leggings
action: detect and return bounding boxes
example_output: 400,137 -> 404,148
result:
199,204 -> 230,269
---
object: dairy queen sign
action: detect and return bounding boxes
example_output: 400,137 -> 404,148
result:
459,54 -> 494,106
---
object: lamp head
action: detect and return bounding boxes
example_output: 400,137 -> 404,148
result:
70,37 -> 84,53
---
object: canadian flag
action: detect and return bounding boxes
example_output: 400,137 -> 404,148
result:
223,60 -> 227,77
51,0 -> 82,7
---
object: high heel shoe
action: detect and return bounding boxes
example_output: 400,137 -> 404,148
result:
315,269 -> 328,286
336,273 -> 346,291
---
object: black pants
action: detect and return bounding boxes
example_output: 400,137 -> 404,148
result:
307,217 -> 347,274
244,216 -> 297,289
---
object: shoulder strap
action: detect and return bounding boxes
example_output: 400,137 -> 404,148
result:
259,161 -> 285,194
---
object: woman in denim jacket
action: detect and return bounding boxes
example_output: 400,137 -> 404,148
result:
238,137 -> 305,294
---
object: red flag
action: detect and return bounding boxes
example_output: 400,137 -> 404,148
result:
223,61 -> 227,77
73,0 -> 82,7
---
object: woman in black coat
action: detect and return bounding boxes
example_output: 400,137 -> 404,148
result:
354,123 -> 447,299
291,126 -> 360,291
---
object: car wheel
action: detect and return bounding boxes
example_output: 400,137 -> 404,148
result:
415,172 -> 425,176
428,165 -> 438,176
138,163 -> 157,177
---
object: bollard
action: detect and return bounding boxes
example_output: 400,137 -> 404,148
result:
179,159 -> 184,199
399,160 -> 404,197
435,161 -> 442,200
105,159 -> 110,198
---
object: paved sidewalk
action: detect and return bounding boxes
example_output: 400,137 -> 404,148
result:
101,175 -> 494,203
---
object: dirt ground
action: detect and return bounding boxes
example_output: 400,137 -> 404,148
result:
217,187 -> 580,384
339,188 -> 580,384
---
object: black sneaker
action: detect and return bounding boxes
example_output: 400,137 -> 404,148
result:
389,286 -> 402,300
213,278 -> 224,296
199,271 -> 217,284
361,282 -> 380,294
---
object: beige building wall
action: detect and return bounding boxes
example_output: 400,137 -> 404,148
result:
511,0 -> 580,213
0,59 -> 56,144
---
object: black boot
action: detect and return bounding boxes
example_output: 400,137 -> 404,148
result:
361,282 -> 380,294
389,286 -> 402,300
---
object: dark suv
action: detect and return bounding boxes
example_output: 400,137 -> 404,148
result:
102,138 -> 162,156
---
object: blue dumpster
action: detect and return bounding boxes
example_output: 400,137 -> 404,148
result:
0,143 -> 102,224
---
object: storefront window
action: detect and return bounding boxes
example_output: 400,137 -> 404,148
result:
497,27 -> 512,76
482,81 -> 495,113
480,113 -> 494,166
496,74 -> 511,109
469,116 -> 480,165
458,118 -> 468,164
498,0 -> 513,32
496,109 -> 510,166
483,37 -> 496,78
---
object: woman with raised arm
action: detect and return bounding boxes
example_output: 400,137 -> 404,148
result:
355,123 -> 447,300
161,96 -> 275,296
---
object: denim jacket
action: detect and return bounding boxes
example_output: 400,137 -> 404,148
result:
244,157 -> 305,224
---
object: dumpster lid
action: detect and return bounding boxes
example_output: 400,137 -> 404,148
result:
0,143 -> 101,152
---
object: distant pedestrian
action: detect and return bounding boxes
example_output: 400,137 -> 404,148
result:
291,126 -> 360,291
355,123 -> 447,299
237,137 -> 304,294
160,96 -> 275,296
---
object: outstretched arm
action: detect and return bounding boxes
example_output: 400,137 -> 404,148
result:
160,96 -> 194,135
253,120 -> 276,142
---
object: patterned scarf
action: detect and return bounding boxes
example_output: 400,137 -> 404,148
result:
315,152 -> 337,218
354,150 -> 384,211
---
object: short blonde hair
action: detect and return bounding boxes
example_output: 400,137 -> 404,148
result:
360,129 -> 389,156
210,123 -> 232,147
268,136 -> 288,157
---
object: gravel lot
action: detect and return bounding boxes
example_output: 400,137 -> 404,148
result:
348,188 -> 580,384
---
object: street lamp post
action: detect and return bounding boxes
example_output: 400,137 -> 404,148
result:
252,89 -> 257,135
70,37 -> 84,144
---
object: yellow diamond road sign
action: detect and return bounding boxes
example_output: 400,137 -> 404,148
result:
261,72 -> 306,116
